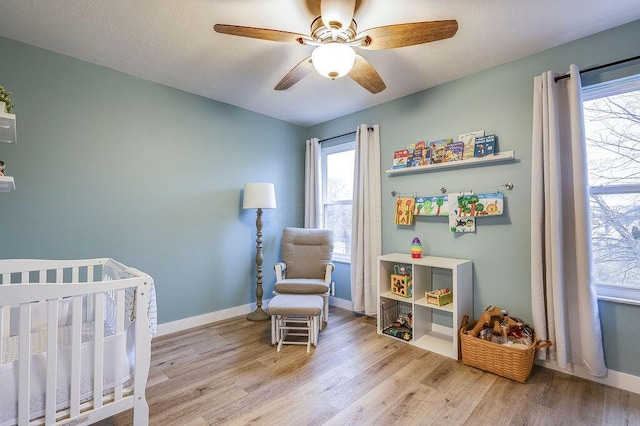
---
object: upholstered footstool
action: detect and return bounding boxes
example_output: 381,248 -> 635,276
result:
267,294 -> 324,352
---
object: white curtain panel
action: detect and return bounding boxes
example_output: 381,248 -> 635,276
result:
531,64 -> 607,377
304,138 -> 322,228
350,124 -> 382,315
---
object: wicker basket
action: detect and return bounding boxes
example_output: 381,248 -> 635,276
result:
459,315 -> 552,383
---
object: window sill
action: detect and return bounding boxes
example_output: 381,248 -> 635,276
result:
596,295 -> 640,307
596,285 -> 640,307
332,257 -> 351,265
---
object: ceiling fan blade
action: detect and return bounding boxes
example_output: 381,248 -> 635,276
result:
321,0 -> 356,31
275,57 -> 314,90
214,24 -> 308,44
358,20 -> 458,50
349,54 -> 386,94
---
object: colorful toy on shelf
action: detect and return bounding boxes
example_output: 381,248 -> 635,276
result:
391,264 -> 412,298
426,288 -> 452,306
410,237 -> 422,258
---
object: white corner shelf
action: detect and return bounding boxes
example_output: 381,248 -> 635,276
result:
386,150 -> 516,175
0,111 -> 17,144
377,253 -> 473,360
0,176 -> 15,192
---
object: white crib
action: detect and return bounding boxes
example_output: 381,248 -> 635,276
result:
0,258 -> 157,426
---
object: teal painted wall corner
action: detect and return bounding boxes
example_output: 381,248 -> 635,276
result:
0,36 -> 307,324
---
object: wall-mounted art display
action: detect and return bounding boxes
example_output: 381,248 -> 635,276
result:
414,195 -> 449,216
448,192 -> 476,233
395,197 -> 415,225
456,192 -> 504,217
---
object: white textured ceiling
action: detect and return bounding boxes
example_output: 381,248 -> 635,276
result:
0,1 -> 639,127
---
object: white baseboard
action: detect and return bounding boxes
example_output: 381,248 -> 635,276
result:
536,359 -> 640,395
329,296 -> 353,311
157,297 -> 354,337
156,300 -> 271,337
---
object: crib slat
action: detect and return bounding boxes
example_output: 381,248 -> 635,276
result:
18,303 -> 32,426
70,295 -> 83,418
93,292 -> 105,410
56,268 -> 63,284
114,289 -> 125,401
0,306 -> 6,361
86,267 -> 95,319
45,299 -> 59,425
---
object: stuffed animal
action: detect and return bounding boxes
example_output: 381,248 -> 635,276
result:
467,305 -> 526,341
467,305 -> 504,338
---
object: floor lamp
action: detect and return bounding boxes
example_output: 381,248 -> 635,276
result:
243,182 -> 277,321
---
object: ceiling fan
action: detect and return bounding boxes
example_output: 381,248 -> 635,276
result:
214,0 -> 458,94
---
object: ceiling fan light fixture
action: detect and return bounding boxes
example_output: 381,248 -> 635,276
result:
312,42 -> 356,79
320,0 -> 356,30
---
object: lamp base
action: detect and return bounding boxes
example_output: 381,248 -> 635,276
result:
247,307 -> 270,321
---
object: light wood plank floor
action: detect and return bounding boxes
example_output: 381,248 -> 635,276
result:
98,306 -> 640,426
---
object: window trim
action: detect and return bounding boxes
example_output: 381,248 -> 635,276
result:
583,75 -> 640,304
595,285 -> 640,307
321,141 -> 355,263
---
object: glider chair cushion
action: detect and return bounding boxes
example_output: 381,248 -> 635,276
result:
274,278 -> 329,294
274,227 -> 334,323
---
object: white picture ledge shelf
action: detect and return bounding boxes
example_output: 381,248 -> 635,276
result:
0,111 -> 17,144
386,150 -> 516,176
0,176 -> 15,192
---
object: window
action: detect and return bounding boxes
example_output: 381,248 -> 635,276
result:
583,74 -> 640,304
321,142 -> 355,262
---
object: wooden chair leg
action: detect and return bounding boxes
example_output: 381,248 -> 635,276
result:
271,315 -> 277,345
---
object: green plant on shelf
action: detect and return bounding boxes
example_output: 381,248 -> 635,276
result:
0,86 -> 13,113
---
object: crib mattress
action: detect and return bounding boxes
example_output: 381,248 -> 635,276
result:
0,323 -> 131,426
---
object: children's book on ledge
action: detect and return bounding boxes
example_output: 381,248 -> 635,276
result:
474,134 -> 496,157
389,132 -> 498,169
392,149 -> 409,169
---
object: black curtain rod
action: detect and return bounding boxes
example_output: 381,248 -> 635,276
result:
554,54 -> 640,82
319,127 -> 374,143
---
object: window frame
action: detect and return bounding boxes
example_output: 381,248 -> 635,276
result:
583,74 -> 640,306
321,141 -> 355,263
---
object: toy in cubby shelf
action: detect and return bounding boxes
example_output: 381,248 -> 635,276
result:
426,288 -> 452,307
410,237 -> 422,258
380,298 -> 413,341
391,264 -> 412,298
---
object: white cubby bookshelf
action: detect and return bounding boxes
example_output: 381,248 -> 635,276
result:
377,253 -> 472,359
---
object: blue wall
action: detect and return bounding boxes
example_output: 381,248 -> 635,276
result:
308,20 -> 640,377
0,37 -> 306,323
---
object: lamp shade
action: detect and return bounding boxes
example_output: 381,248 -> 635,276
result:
243,182 -> 277,209
312,42 -> 356,79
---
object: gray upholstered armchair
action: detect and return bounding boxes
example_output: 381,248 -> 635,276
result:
274,227 -> 335,324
